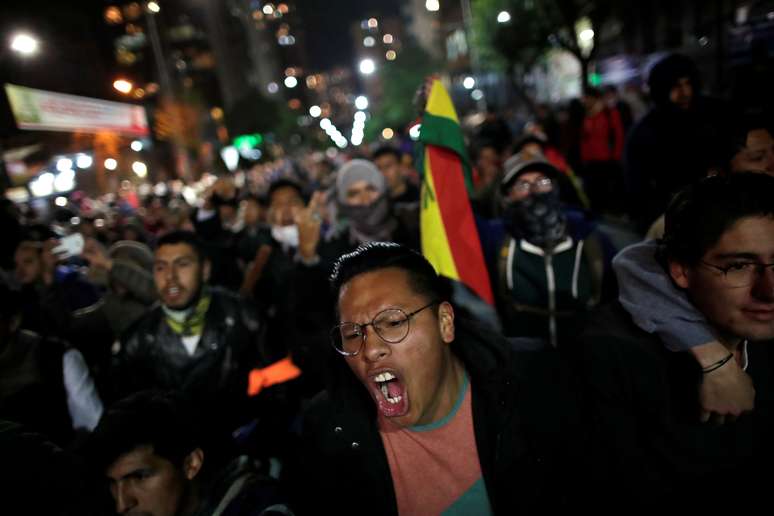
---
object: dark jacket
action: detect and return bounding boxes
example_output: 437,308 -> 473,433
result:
111,288 -> 268,432
481,209 -> 617,346
581,302 -> 774,511
292,321 -> 586,515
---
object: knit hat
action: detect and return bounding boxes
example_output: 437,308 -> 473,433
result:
335,159 -> 386,204
108,240 -> 154,272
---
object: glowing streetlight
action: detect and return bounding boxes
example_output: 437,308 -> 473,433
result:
113,79 -> 133,94
10,33 -> 39,56
359,58 -> 375,75
309,105 -> 322,118
579,29 -> 595,42
463,76 -> 475,89
104,158 -> 118,171
132,161 -> 148,178
56,158 -> 73,173
497,11 -> 511,23
284,76 -> 298,88
355,95 -> 369,110
76,154 -> 93,169
426,0 -> 440,12
147,1 -> 160,13
382,128 -> 394,140
131,140 -> 144,151
55,196 -> 68,207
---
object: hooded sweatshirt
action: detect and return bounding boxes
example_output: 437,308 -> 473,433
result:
613,239 -> 714,351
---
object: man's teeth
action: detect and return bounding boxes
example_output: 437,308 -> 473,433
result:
377,373 -> 402,404
374,372 -> 396,382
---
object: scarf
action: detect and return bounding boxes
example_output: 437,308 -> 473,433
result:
162,292 -> 211,337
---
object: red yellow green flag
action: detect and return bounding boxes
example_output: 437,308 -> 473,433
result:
418,79 -> 493,305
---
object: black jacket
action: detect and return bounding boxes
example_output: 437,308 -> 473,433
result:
581,302 -> 774,511
111,288 -> 268,432
292,321 -> 586,515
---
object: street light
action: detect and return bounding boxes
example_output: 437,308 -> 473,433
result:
132,161 -> 148,178
355,95 -> 369,110
463,76 -> 475,89
284,76 -> 298,88
113,79 -> 133,94
131,140 -> 144,151
426,0 -> 440,12
359,58 -> 375,75
10,33 -> 39,56
309,105 -> 321,118
579,29 -> 595,42
147,1 -> 160,13
497,11 -> 511,23
104,158 -> 118,171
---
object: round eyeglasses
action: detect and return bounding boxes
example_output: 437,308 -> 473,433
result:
330,301 -> 437,356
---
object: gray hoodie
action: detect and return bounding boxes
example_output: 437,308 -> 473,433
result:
613,239 -> 714,351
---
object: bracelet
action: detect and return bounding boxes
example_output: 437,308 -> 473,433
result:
701,352 -> 734,374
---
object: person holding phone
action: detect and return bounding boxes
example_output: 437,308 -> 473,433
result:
13,226 -> 99,339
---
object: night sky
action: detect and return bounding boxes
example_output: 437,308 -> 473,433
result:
1,0 -> 403,137
297,0 -> 402,70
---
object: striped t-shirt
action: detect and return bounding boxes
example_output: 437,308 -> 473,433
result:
378,374 -> 492,515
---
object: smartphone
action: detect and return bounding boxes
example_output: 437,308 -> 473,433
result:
52,233 -> 85,259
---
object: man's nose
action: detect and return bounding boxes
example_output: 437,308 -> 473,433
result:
115,483 -> 137,514
362,325 -> 390,362
752,267 -> 774,301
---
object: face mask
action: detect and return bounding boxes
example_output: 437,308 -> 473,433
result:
271,224 -> 299,248
504,190 -> 567,249
339,194 -> 396,242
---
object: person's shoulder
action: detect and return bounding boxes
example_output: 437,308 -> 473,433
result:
120,304 -> 163,347
210,287 -> 262,331
580,302 -> 666,367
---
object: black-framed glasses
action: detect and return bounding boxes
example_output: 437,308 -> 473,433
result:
699,260 -> 774,287
330,301 -> 437,356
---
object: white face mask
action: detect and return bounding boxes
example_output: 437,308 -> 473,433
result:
271,224 -> 299,248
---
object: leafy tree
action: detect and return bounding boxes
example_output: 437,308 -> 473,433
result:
364,44 -> 440,141
471,0 -> 617,94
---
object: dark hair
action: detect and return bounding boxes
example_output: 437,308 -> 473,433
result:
372,146 -> 402,162
267,179 -> 306,205
156,230 -> 205,262
88,390 -> 201,472
662,173 -> 774,265
330,242 -> 452,308
715,114 -> 773,173
242,192 -> 267,207
584,87 -> 603,98
511,135 -> 547,155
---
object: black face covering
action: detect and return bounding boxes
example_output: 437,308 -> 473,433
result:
504,190 -> 567,249
339,194 -> 397,243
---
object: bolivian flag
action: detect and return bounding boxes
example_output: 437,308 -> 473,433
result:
418,79 -> 494,305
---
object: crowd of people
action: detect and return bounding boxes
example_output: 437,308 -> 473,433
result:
2,52 -> 774,515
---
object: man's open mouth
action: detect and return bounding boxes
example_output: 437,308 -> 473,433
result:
371,370 -> 408,417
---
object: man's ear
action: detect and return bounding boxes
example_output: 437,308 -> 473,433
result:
438,302 -> 455,344
202,259 -> 211,283
183,448 -> 204,481
668,260 -> 691,289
